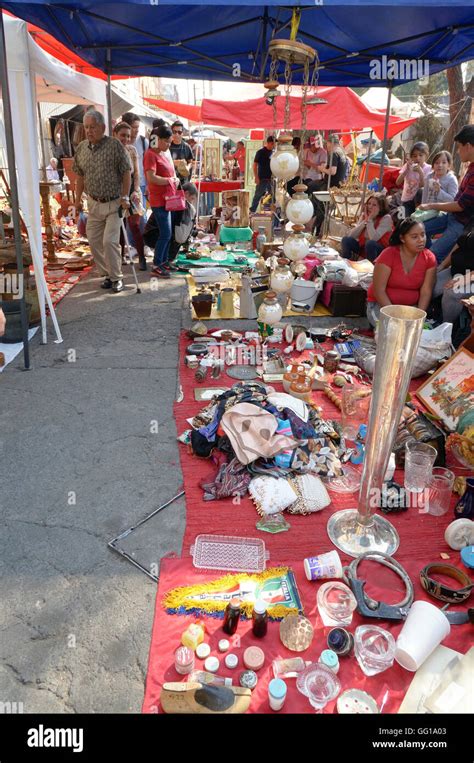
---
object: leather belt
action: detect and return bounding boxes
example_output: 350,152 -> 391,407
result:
89,195 -> 119,203
420,563 -> 473,604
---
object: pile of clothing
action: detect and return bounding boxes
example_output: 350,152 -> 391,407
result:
188,382 -> 343,516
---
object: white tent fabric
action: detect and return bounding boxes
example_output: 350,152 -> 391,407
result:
0,15 -> 107,343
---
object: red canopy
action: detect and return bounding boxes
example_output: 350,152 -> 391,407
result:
144,97 -> 202,122
200,87 -> 416,138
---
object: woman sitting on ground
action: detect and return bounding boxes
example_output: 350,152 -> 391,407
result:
143,125 -> 179,279
341,193 -> 393,262
366,217 -> 437,327
113,121 -> 146,270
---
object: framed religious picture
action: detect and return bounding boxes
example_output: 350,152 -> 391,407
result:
203,139 -> 222,179
415,347 -> 474,432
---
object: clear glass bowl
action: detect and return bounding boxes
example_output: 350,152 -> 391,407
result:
354,625 -> 396,676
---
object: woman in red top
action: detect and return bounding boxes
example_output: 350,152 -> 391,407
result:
341,193 -> 393,262
366,217 -> 437,326
143,125 -> 178,278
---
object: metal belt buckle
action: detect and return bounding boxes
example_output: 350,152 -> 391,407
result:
344,551 -> 414,621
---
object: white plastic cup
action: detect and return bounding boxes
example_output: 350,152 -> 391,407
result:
395,601 -> 451,672
304,550 -> 343,581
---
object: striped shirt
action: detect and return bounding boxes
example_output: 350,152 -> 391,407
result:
454,162 -> 474,225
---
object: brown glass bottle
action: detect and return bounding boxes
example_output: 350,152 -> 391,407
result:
223,598 -> 241,635
252,599 -> 268,638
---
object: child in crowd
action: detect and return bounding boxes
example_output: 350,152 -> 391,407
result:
396,141 -> 431,218
421,150 -> 458,205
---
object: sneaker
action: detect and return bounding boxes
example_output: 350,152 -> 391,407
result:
150,266 -> 170,279
101,278 -> 112,289
111,279 -> 124,293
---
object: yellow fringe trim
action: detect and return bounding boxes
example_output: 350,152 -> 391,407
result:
162,566 -> 298,620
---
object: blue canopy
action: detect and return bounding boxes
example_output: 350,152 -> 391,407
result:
2,1 -> 474,85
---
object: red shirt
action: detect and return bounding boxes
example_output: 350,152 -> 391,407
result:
143,149 -> 175,207
367,246 -> 437,305
233,146 -> 246,174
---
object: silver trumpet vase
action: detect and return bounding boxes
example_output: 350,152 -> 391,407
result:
327,305 -> 426,557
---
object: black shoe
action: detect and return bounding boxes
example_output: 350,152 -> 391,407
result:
138,257 -> 147,271
111,279 -> 124,293
101,278 -> 112,289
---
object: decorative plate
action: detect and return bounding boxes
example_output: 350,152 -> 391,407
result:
295,332 -> 307,352
284,324 -> 294,343
226,366 -> 259,380
337,689 -> 379,714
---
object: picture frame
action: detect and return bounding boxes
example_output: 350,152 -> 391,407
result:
415,347 -> 474,432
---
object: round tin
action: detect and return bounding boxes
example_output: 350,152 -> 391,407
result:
195,643 -> 211,660
243,646 -> 265,671
239,670 -> 258,690
225,653 -> 239,669
204,656 -> 220,673
218,639 -> 230,653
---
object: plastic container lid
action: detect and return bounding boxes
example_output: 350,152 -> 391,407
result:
218,639 -> 230,653
461,545 -> 474,568
253,599 -> 267,615
320,649 -> 339,669
268,678 -> 287,700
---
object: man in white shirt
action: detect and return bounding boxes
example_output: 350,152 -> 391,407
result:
302,136 -> 328,192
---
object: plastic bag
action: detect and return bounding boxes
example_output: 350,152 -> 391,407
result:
358,322 -> 453,378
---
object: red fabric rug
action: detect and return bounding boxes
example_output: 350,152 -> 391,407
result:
143,556 -> 471,714
142,330 -> 472,714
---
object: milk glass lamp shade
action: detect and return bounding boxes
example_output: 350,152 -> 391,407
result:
286,185 -> 314,225
270,141 -> 300,181
258,291 -> 283,325
283,230 -> 310,261
270,259 -> 294,293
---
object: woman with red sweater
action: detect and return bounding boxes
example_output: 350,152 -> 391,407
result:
366,217 -> 437,327
341,193 -> 393,262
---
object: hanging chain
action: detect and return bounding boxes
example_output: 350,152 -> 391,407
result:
269,55 -> 279,135
284,59 -> 292,134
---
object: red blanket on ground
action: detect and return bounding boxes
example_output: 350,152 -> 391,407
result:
142,331 -> 472,714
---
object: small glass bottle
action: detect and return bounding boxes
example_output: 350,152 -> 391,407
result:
222,598 -> 241,636
252,599 -> 268,638
174,646 -> 195,675
324,350 -> 340,374
268,678 -> 287,711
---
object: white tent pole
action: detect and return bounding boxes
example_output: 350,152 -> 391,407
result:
37,101 -> 48,182
106,49 -> 113,135
360,129 -> 374,208
0,12 -> 30,368
378,82 -> 393,187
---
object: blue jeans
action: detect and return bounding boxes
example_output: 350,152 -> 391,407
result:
423,213 -> 464,264
341,236 -> 384,262
151,206 -> 172,266
250,179 -> 273,213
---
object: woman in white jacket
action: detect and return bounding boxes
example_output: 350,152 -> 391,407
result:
421,150 -> 458,205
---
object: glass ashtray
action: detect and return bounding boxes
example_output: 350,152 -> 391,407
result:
317,582 -> 357,626
354,625 -> 396,677
325,464 -> 361,494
